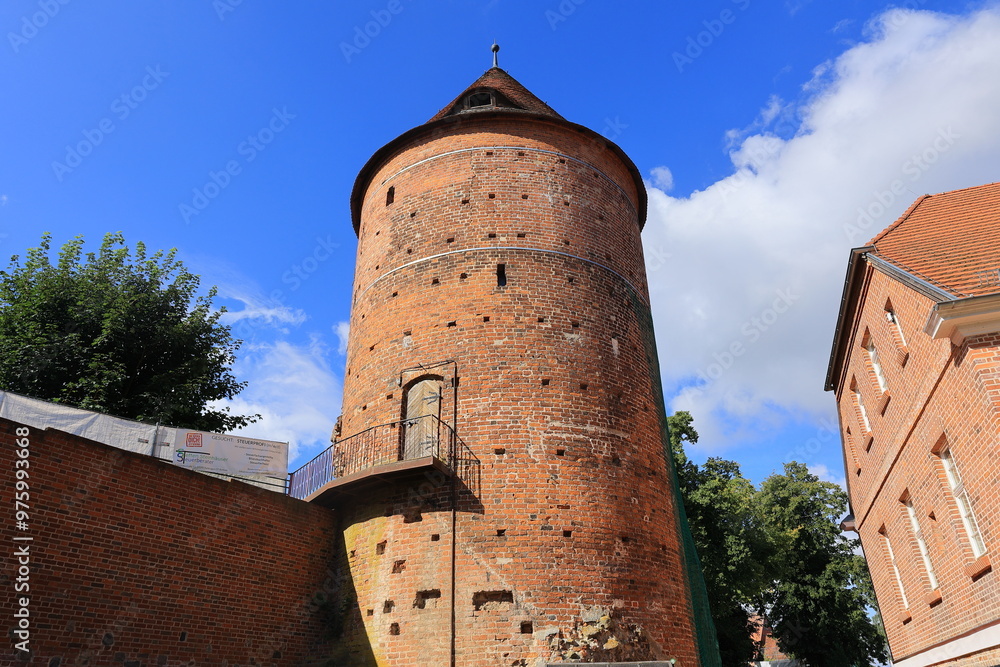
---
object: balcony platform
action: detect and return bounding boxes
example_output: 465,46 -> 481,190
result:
304,455 -> 453,507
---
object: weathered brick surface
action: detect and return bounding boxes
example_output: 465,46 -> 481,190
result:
0,419 -> 340,666
329,112 -> 702,666
832,265 -> 1000,664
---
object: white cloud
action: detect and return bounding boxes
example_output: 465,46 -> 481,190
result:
218,289 -> 306,327
809,463 -> 847,491
186,261 -> 340,467
831,18 -> 853,34
215,336 -> 342,465
644,6 -> 1000,454
334,320 -> 350,355
179,258 -> 307,333
650,166 -> 675,192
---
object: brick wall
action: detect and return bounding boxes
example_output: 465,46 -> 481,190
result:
327,112 -> 704,666
833,265 -> 1000,664
0,418 -> 341,666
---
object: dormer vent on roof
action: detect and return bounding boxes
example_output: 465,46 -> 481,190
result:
457,87 -> 520,114
426,67 -> 564,123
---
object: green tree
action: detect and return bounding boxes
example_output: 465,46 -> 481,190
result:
668,412 -> 888,667
759,462 -> 888,667
668,411 -> 771,665
0,232 -> 257,432
689,457 -> 771,665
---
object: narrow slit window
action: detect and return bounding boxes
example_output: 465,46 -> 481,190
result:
496,264 -> 507,287
853,379 -> 871,432
867,340 -> 888,392
941,448 -> 987,557
904,498 -> 938,589
886,307 -> 907,347
385,186 -> 395,206
883,530 -> 910,609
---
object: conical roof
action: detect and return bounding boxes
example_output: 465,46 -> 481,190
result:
427,67 -> 564,122
351,65 -> 646,233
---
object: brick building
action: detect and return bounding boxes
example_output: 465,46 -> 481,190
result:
826,182 -> 1000,667
289,60 -> 720,665
748,615 -> 800,666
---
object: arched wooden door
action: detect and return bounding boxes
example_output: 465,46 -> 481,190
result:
401,377 -> 442,460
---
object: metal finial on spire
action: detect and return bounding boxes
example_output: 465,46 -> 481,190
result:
491,41 -> 500,68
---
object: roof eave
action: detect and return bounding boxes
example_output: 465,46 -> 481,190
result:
865,253 -> 955,302
824,246 -> 875,393
825,249 -> 960,393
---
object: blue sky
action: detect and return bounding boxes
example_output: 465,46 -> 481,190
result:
2,0 -> 999,487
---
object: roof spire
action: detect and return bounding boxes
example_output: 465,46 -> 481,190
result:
491,41 -> 500,69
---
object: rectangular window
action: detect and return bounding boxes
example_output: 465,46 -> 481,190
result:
941,448 -> 987,558
867,341 -> 888,393
904,499 -> 938,589
883,531 -> 910,609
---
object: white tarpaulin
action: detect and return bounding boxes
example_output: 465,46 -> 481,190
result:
170,430 -> 288,477
0,390 -> 288,489
0,390 -> 158,456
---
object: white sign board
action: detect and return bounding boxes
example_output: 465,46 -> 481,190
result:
173,430 -> 288,477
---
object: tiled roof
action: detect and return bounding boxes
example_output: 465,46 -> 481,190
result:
868,182 -> 1000,298
427,67 -> 564,123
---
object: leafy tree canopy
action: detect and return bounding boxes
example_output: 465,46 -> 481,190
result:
0,232 -> 258,432
759,461 -> 887,667
667,411 -> 888,667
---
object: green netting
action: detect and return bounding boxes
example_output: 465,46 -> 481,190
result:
663,419 -> 723,667
633,291 -> 722,667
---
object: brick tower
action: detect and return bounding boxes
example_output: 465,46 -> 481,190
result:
297,60 -> 714,666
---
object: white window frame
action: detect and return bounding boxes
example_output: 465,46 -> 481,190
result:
941,448 -> 987,558
867,340 -> 888,393
886,308 -> 907,347
854,384 -> 871,432
883,531 -> 910,609
904,498 -> 938,590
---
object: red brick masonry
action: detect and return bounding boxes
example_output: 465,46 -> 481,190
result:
0,418 -> 339,666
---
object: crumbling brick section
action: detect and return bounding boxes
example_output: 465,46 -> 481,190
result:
545,608 -> 660,662
0,419 -> 340,666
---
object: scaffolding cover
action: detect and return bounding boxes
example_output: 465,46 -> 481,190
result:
0,390 -> 287,487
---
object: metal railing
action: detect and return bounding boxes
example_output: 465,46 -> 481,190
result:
288,414 -> 475,500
